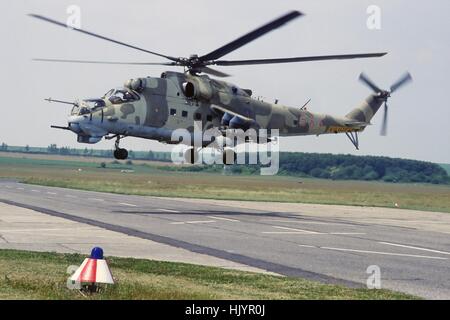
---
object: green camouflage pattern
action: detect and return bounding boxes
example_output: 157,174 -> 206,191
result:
69,71 -> 385,145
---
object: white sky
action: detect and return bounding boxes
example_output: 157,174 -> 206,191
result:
1,0 -> 449,163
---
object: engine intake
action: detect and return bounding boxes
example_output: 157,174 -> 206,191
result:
182,78 -> 213,101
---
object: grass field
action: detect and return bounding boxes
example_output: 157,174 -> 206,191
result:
0,249 -> 416,299
1,153 -> 450,213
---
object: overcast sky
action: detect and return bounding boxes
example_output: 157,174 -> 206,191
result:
1,0 -> 449,163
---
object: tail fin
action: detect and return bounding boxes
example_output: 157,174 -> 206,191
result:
345,94 -> 384,123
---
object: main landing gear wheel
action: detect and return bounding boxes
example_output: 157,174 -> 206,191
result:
113,148 -> 128,160
113,135 -> 128,160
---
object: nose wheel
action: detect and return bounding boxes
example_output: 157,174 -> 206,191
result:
112,135 -> 128,160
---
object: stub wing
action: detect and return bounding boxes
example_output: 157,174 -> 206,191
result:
210,105 -> 254,122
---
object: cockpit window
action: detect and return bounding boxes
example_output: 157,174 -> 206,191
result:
84,99 -> 106,109
70,105 -> 90,116
107,88 -> 140,104
70,105 -> 80,115
70,99 -> 106,116
78,107 -> 90,115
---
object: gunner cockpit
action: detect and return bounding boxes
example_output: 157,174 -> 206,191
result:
70,99 -> 106,116
70,88 -> 140,116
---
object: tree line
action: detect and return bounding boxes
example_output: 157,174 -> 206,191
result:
278,152 -> 449,184
1,143 -> 448,184
173,152 -> 449,184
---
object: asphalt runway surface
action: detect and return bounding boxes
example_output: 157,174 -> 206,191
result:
1,180 -> 449,299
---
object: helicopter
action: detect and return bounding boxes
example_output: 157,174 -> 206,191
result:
29,10 -> 412,163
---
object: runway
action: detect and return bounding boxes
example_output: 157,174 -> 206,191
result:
1,180 -> 449,299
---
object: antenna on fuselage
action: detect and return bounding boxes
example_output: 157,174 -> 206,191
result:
299,98 -> 311,110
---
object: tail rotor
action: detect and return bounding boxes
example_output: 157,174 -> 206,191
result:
358,72 -> 412,136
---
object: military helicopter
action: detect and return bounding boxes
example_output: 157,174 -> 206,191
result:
29,10 -> 411,162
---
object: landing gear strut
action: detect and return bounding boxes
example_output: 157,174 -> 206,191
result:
345,131 -> 359,150
112,135 -> 128,160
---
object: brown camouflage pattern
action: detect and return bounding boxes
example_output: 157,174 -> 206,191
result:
70,71 -> 385,144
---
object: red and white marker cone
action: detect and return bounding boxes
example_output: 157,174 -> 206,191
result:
71,247 -> 114,285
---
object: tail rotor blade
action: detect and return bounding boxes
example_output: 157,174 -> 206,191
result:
359,73 -> 381,92
390,72 -> 412,93
358,72 -> 411,136
380,103 -> 388,136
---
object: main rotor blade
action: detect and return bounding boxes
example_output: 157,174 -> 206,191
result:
214,52 -> 386,66
33,58 -> 176,66
359,72 -> 382,92
199,10 -> 303,62
28,14 -> 178,62
390,72 -> 412,93
200,66 -> 230,77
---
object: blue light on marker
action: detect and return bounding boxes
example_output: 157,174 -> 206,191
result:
90,247 -> 104,259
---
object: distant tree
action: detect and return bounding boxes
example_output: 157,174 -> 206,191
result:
25,145 -> 30,152
99,149 -> 112,158
100,162 -> 106,168
363,170 -> 379,181
382,174 -> 397,183
59,146 -> 70,155
0,143 -> 8,151
279,152 -> 449,184
47,144 -> 58,154
310,168 -> 325,178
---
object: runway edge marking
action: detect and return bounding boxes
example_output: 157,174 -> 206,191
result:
379,241 -> 450,256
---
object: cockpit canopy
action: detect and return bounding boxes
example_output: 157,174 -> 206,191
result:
70,99 -> 105,116
70,88 -> 140,115
104,88 -> 140,104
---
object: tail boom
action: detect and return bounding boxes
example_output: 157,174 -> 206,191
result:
345,93 -> 385,123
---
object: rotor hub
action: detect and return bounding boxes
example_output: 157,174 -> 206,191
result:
377,90 -> 390,100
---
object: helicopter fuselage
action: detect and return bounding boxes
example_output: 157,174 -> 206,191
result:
67,71 -> 369,148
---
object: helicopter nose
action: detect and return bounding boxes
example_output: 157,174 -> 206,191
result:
67,115 -> 84,133
68,122 -> 82,134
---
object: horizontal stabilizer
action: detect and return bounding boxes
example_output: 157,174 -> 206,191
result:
343,120 -> 370,128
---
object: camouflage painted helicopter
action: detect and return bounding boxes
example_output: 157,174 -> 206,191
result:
30,11 -> 411,162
